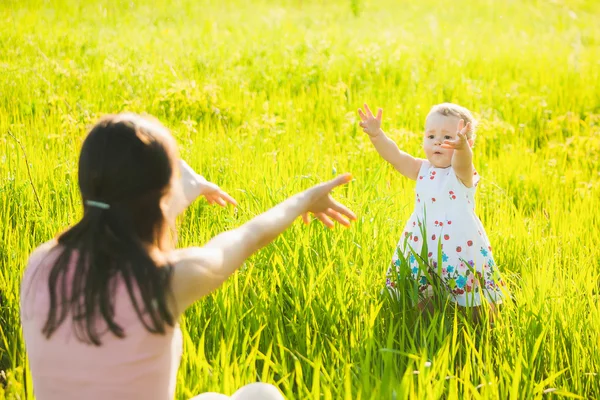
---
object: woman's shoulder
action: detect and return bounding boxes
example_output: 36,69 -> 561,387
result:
21,240 -> 60,308
24,240 -> 60,277
29,239 -> 60,263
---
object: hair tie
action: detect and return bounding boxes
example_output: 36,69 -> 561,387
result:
85,200 -> 110,210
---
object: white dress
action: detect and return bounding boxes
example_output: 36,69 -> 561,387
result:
385,161 -> 505,307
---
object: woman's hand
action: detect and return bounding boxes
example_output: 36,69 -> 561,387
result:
301,174 -> 357,228
199,180 -> 238,207
179,160 -> 237,207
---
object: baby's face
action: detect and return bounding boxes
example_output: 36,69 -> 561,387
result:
422,113 -> 461,168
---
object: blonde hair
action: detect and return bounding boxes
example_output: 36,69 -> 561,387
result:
427,103 -> 478,140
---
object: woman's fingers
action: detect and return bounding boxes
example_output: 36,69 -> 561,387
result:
215,197 -> 227,207
324,173 -> 353,192
302,212 -> 310,224
305,174 -> 355,227
219,190 -> 238,206
316,212 -> 335,228
303,208 -> 354,227
325,208 -> 351,227
204,190 -> 237,207
329,200 -> 357,221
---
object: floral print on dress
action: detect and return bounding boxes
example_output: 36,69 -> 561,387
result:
385,161 -> 505,307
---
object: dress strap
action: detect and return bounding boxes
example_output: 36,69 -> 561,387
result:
418,159 -> 431,177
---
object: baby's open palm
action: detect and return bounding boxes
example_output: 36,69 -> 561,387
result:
358,104 -> 383,137
441,119 -> 472,151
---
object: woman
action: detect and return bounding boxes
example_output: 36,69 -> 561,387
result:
20,113 -> 356,400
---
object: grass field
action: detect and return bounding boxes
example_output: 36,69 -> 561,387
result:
1,0 -> 600,398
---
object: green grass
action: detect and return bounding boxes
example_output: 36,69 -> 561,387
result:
1,0 -> 600,398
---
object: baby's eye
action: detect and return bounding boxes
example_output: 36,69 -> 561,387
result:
444,135 -> 452,140
428,135 -> 435,139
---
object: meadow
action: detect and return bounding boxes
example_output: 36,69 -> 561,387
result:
1,0 -> 599,398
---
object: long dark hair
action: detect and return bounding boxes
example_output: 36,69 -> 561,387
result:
42,114 -> 177,345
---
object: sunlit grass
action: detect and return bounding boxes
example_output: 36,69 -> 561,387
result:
1,0 -> 599,398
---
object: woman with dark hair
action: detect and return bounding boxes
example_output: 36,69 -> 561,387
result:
20,113 -> 356,400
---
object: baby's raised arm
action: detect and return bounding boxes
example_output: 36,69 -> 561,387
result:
358,104 -> 422,180
441,120 -> 475,187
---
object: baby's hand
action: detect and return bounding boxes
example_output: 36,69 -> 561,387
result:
441,119 -> 472,151
358,103 -> 383,137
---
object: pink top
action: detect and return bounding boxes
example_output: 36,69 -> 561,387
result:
20,242 -> 183,400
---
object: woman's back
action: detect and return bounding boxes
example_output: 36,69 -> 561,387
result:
19,113 -> 355,400
21,241 -> 183,400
